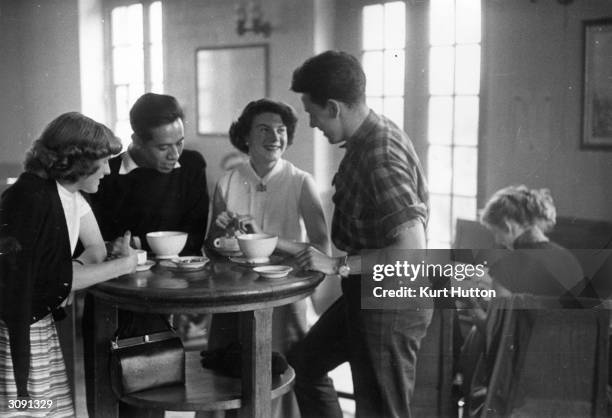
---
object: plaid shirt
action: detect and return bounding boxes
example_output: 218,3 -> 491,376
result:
331,110 -> 429,253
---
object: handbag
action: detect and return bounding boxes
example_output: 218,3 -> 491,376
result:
109,329 -> 186,396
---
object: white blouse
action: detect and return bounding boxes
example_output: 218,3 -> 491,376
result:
56,182 -> 92,254
215,159 -> 311,241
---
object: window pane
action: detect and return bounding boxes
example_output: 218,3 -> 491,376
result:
115,85 -> 130,118
429,46 -> 454,95
430,0 -> 455,46
129,83 -> 145,107
384,2 -> 405,49
384,49 -> 405,96
111,7 -> 128,46
428,194 -> 452,244
428,145 -> 452,194
367,97 -> 384,115
456,0 -> 481,44
113,46 -> 144,85
428,97 -> 453,145
383,97 -> 404,129
454,96 -> 479,145
127,4 -> 143,44
363,51 -> 384,96
452,196 -> 477,225
455,44 -> 480,95
149,1 -> 162,43
150,43 -> 163,86
452,146 -> 478,196
150,83 -> 164,94
362,4 -> 384,50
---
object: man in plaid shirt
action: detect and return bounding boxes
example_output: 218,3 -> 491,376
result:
290,51 -> 433,418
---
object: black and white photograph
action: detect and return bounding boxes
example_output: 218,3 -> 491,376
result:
1,0 -> 612,417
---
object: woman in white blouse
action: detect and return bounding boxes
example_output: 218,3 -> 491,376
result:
207,99 -> 329,418
208,98 -> 329,254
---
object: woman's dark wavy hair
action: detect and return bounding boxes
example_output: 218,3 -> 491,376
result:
480,185 -> 557,233
229,99 -> 298,154
24,112 -> 122,182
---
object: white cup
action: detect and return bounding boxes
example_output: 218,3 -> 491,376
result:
136,249 -> 148,265
213,236 -> 240,251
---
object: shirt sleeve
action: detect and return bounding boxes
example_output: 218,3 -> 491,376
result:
367,149 -> 428,239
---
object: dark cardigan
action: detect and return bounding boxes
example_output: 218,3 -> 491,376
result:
90,149 -> 209,255
0,172 -> 72,396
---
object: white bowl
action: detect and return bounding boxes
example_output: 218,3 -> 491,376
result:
253,265 -> 293,279
146,231 -> 188,259
237,233 -> 278,261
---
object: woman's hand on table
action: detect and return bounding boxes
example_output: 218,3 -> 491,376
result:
115,230 -> 138,273
295,246 -> 338,275
215,210 -> 237,229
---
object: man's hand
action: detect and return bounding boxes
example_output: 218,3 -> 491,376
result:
295,246 -> 339,275
108,230 -> 141,257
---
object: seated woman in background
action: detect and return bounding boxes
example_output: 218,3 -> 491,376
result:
206,98 -> 329,418
0,112 -> 138,417
459,185 -> 583,415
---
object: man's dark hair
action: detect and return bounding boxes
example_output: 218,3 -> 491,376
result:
291,50 -> 366,107
129,93 -> 184,141
229,99 -> 298,154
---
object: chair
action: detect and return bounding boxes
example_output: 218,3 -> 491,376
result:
480,295 -> 609,418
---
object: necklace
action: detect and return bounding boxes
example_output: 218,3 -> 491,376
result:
256,183 -> 267,192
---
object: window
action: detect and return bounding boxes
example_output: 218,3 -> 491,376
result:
109,1 -> 163,149
362,1 -> 406,129
427,0 -> 481,248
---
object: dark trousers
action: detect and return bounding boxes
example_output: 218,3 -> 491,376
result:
288,277 -> 433,418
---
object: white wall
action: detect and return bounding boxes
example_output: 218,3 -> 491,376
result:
481,0 -> 612,220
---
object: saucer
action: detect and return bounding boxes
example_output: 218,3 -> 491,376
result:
171,256 -> 209,270
135,260 -> 155,272
253,265 -> 293,279
159,256 -> 209,271
155,254 -> 179,260
229,256 -> 270,265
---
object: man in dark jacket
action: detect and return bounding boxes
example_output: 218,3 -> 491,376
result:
85,93 -> 210,418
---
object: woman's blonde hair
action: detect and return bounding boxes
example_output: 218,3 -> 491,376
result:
480,185 -> 556,233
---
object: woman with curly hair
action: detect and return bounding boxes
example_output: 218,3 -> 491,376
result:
458,185 -> 584,416
206,99 -> 329,418
0,112 -> 138,417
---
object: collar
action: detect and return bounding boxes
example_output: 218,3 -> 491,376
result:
119,147 -> 181,174
241,158 -> 285,186
341,109 -> 380,152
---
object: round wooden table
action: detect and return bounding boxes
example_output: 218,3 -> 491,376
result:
87,254 -> 324,418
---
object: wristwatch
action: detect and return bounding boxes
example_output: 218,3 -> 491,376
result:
337,255 -> 351,277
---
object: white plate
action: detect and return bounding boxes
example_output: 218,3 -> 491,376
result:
253,265 -> 293,279
135,260 -> 155,272
230,256 -> 270,265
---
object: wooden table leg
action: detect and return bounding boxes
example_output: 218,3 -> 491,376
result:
239,308 -> 273,418
90,296 -> 118,418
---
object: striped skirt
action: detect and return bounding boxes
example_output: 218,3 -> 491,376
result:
0,315 -> 75,417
